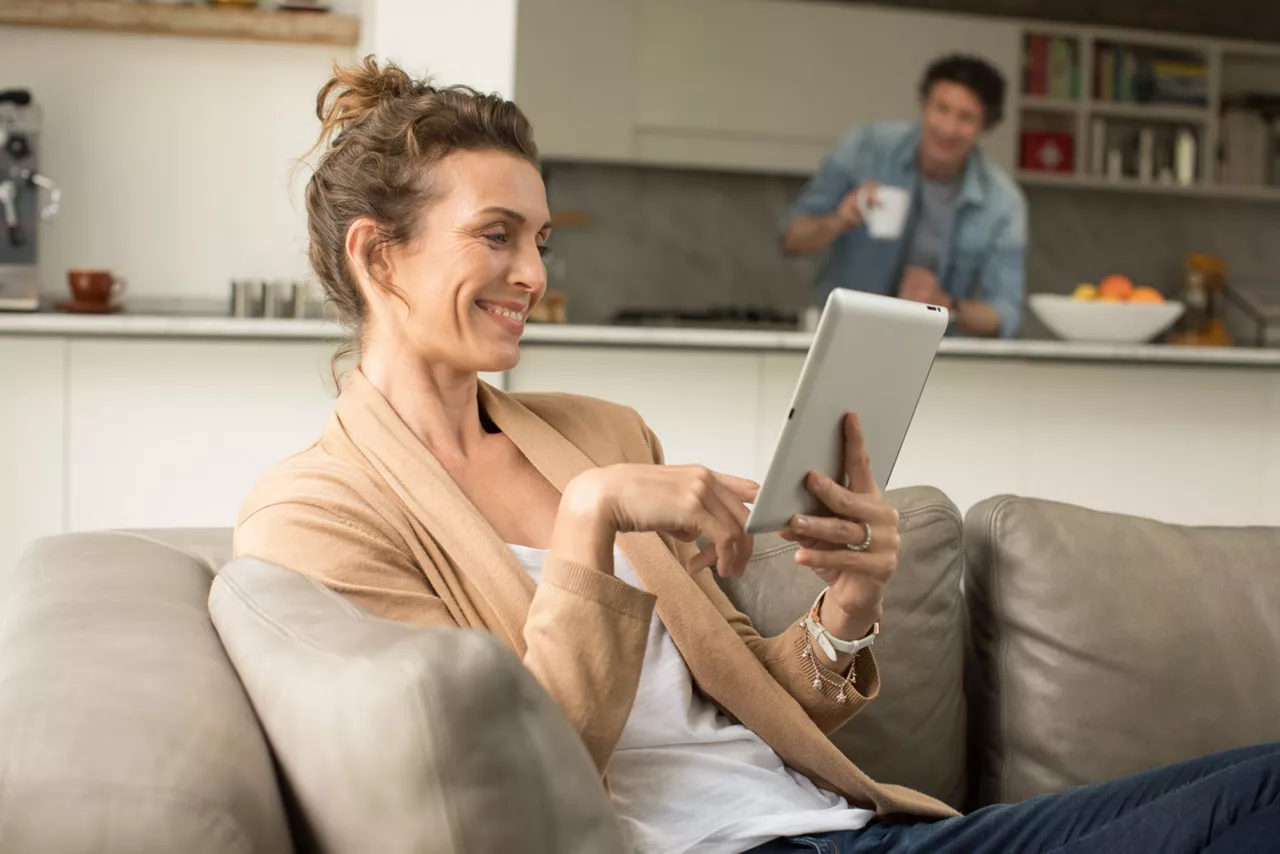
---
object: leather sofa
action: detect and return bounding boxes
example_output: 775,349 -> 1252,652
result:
2,487 -> 1277,853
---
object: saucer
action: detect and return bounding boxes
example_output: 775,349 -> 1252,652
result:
56,300 -> 123,315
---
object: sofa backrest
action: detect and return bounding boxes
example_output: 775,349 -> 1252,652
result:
717,485 -> 969,809
0,530 -> 290,854
964,495 -> 1280,808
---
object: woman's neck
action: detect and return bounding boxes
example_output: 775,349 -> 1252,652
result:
359,345 -> 488,466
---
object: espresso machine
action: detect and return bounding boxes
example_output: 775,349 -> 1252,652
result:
0,89 -> 60,311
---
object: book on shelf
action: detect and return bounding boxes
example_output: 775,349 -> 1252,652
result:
1094,42 -> 1208,106
1023,34 -> 1080,99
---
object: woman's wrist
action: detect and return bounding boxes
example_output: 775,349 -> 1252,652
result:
819,592 -> 879,642
552,474 -> 619,575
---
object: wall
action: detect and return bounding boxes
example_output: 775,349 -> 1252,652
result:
834,0 -> 1280,44
545,159 -> 1280,336
0,26 -> 354,301
1022,187 -> 1280,342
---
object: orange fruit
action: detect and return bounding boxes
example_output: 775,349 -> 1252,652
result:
1098,274 -> 1135,301
1130,286 -> 1164,303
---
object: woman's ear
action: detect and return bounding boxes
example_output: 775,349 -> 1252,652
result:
345,217 -> 391,306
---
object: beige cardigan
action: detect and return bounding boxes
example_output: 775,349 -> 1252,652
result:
234,370 -> 957,821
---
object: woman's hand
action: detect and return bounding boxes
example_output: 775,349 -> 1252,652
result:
555,464 -> 759,578
780,412 -> 900,641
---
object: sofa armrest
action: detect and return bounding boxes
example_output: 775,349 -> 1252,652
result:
209,557 -> 626,854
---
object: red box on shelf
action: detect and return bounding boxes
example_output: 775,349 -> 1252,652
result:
1020,130 -> 1075,173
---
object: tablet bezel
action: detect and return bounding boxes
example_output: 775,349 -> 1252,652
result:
744,288 -> 948,534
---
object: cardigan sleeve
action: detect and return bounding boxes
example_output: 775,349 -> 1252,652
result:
234,464 -> 655,774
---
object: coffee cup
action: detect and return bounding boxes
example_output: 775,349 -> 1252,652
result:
68,269 -> 127,305
856,184 -> 910,240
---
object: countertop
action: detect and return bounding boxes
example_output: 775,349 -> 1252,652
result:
2,308 -> 1279,368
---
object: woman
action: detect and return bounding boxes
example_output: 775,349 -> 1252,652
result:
236,58 -> 1279,854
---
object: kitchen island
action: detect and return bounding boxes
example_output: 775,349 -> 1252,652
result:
2,312 -> 1278,571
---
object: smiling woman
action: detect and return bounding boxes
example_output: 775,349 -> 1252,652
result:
232,57 -> 1280,854
301,57 -> 548,377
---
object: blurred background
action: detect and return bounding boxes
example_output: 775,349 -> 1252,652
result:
1,0 -> 1279,568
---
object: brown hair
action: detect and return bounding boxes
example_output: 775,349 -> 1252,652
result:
304,56 -> 539,369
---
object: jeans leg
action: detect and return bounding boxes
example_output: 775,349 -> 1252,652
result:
1201,801 -> 1280,853
836,742 -> 1280,854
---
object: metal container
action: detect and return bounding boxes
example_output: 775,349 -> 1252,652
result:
230,279 -> 262,318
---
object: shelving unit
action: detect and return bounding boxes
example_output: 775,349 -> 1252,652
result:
1088,101 -> 1211,123
1015,169 -> 1280,202
1011,22 -> 1280,203
0,0 -> 359,47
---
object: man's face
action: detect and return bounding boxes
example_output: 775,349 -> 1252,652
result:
919,80 -> 986,174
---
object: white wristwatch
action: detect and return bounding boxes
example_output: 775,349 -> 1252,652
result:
804,589 -> 879,661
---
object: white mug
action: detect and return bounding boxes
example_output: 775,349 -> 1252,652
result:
856,184 -> 910,240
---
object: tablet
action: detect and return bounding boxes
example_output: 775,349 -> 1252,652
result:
744,288 -> 948,534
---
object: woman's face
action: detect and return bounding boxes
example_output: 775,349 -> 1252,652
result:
364,149 -> 551,375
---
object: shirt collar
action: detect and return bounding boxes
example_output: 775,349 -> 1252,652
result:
897,122 -> 988,207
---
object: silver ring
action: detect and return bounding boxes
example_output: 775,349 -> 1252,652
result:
845,523 -> 872,552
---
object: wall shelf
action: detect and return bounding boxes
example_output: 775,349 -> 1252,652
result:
0,0 -> 359,47
1017,170 -> 1280,203
1088,101 -> 1212,124
1020,95 -> 1083,113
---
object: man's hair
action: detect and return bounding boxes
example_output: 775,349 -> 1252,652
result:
919,54 -> 1006,130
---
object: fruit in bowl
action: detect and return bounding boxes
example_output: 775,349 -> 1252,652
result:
1032,276 -> 1185,343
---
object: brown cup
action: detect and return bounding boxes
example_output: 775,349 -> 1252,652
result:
68,269 -> 127,305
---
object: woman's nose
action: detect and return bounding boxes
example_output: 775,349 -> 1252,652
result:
513,245 -> 547,293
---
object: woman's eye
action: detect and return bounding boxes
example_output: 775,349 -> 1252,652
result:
484,232 -> 509,245
538,244 -> 552,259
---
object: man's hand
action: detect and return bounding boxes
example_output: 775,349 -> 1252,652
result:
834,181 -> 879,229
898,266 -> 949,307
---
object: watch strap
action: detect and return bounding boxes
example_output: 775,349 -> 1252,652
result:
804,589 -> 878,659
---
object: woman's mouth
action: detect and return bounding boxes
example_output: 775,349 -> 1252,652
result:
476,300 -> 526,333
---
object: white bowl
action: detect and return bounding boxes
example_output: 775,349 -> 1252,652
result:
1029,294 -> 1186,343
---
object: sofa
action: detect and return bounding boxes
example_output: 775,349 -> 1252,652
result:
2,486 -> 1277,853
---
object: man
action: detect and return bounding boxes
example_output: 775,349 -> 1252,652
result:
782,55 -> 1026,338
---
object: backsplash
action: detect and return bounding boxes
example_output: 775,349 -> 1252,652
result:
542,162 -> 812,326
544,160 -> 1280,338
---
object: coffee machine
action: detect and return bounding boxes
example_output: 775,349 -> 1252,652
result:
0,89 -> 60,311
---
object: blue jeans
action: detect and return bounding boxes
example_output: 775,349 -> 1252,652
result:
748,742 -> 1280,854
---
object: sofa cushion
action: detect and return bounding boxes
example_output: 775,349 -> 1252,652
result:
208,557 -> 625,854
965,495 -> 1280,807
716,485 -> 968,809
0,531 -> 291,854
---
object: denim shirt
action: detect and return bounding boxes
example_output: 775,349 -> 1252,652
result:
783,121 -> 1027,337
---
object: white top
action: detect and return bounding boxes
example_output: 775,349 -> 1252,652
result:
507,543 -> 875,854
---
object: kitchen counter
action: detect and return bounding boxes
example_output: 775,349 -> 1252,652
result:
2,308 -> 1279,367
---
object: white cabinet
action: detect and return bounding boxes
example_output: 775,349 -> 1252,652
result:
1018,363 -> 1272,527
66,339 -> 343,532
0,338 -> 65,571
515,0 -> 1021,174
508,346 -> 762,478
514,0 -> 636,160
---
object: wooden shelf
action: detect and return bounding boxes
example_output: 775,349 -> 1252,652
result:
0,0 -> 359,47
1089,101 -> 1212,124
1016,170 -> 1280,203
